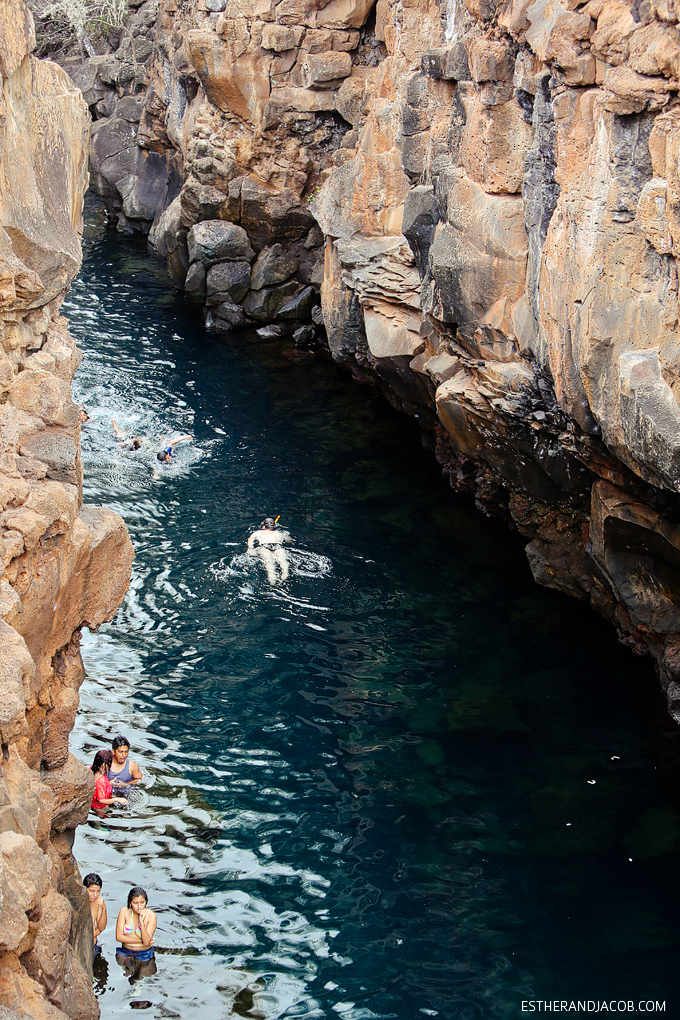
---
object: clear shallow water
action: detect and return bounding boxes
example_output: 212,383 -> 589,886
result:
67,199 -> 680,1019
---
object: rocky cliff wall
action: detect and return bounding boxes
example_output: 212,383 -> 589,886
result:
66,0 -> 680,720
0,4 -> 134,1019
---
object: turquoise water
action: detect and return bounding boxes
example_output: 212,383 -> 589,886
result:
68,199 -> 680,1019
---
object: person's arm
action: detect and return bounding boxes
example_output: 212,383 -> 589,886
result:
112,419 -> 125,438
95,901 -> 108,939
95,775 -> 127,806
116,909 -> 131,946
127,759 -> 143,785
138,909 -> 157,946
247,533 -> 257,550
169,434 -> 193,449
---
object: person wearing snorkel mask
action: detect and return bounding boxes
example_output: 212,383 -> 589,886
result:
247,517 -> 291,584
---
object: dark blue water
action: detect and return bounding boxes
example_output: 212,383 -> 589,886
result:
68,198 -> 680,1019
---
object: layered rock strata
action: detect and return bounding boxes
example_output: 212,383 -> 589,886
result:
0,4 -> 134,1018
64,0 -> 680,719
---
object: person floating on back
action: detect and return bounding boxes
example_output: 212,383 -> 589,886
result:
90,750 -> 128,812
108,735 -> 143,794
84,872 -> 108,956
247,516 -> 291,585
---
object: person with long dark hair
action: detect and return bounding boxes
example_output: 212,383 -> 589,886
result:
90,750 -> 127,811
115,887 -> 157,978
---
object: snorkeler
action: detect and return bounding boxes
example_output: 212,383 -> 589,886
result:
247,517 -> 291,585
157,434 -> 193,463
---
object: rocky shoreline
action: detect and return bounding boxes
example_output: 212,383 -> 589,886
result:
59,0 -> 680,723
0,4 -> 133,1017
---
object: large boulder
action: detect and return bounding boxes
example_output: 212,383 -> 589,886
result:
242,280 -> 301,319
187,220 -> 255,265
206,261 -> 251,304
249,244 -> 299,289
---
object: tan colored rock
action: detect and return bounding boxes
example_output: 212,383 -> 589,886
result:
260,23 -> 303,50
460,97 -> 533,194
526,0 -> 595,83
40,755 -> 93,835
0,0 -> 35,79
187,30 -> 271,123
469,37 -> 515,83
636,178 -> 673,254
589,0 -> 637,65
299,50 -> 352,86
423,171 -> 528,328
364,303 -> 424,358
312,0 -> 375,28
0,832 -> 50,952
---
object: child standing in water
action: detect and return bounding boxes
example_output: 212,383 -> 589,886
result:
84,873 -> 108,956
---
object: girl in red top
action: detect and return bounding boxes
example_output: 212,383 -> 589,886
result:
91,750 -> 128,812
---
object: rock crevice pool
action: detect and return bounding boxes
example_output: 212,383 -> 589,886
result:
70,201 -> 680,1019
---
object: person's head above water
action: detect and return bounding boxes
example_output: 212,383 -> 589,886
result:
84,872 -> 103,890
91,749 -> 113,774
111,735 -> 131,765
262,518 -> 276,530
127,886 -> 148,909
157,449 -> 171,462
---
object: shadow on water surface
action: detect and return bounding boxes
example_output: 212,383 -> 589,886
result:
68,197 -> 680,1019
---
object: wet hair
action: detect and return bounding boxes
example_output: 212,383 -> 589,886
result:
112,735 -> 130,751
91,749 -> 113,773
132,439 -> 141,450
127,886 -> 148,908
157,451 -> 167,462
262,518 -> 276,529
84,873 -> 102,889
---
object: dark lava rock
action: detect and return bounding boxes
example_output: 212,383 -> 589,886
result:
206,261 -> 251,305
278,285 -> 316,320
249,244 -> 299,289
184,262 -> 206,303
402,184 -> 439,275
242,281 -> 300,320
187,221 -> 255,266
90,116 -> 145,201
293,324 -> 316,345
205,302 -> 246,330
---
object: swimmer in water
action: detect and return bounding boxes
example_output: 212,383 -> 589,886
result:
112,419 -> 143,451
247,517 -> 291,585
79,407 -> 90,423
157,434 -> 193,463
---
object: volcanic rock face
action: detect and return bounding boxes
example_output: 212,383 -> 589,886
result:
0,4 -> 134,1018
65,0 -> 680,718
